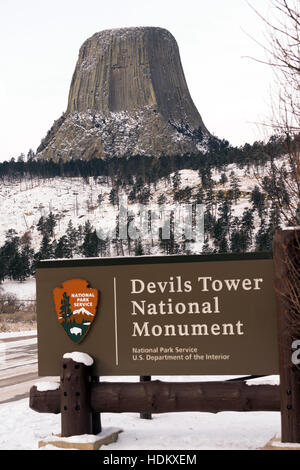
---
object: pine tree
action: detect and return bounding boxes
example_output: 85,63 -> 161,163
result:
138,188 -> 151,204
195,187 -> 205,204
159,212 -> 180,255
0,245 -> 6,282
11,249 -> 31,281
218,199 -> 232,235
218,236 -> 228,253
201,239 -> 214,254
97,194 -> 104,206
109,188 -> 119,206
255,222 -> 272,252
172,171 -> 181,191
66,220 -> 79,257
134,239 -> 144,256
199,166 -> 212,190
37,216 -> 46,236
55,236 -> 71,259
220,173 -> 228,185
251,186 -> 266,218
36,234 -> 54,260
19,245 -> 34,279
241,208 -> 255,244
174,187 -> 192,203
158,194 -> 167,205
230,174 -> 241,204
135,177 -> 144,193
60,292 -> 72,321
2,230 -> 20,279
230,230 -> 250,253
45,212 -> 56,238
81,222 -> 99,257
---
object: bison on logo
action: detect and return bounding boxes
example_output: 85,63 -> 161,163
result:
53,279 -> 99,343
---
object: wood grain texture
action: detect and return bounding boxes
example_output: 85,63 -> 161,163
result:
30,380 -> 280,415
273,228 -> 300,443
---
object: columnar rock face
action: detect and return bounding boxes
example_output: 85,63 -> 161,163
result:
37,27 -> 210,160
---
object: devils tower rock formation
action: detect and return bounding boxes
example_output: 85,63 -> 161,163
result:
37,27 -> 210,160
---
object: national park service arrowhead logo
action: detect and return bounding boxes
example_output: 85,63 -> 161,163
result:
53,279 -> 99,344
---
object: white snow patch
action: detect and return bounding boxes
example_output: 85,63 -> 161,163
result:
63,352 -> 94,366
36,382 -> 60,392
41,427 -> 122,446
282,226 -> 300,231
246,375 -> 279,386
271,438 -> 300,448
0,278 -> 36,300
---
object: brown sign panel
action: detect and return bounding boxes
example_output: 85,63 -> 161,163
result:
36,253 -> 279,376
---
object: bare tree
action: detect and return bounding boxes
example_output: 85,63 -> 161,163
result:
249,0 -> 300,225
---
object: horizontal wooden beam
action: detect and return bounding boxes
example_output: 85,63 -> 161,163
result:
30,388 -> 61,414
30,380 -> 280,415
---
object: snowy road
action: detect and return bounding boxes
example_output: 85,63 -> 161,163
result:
0,334 -> 57,404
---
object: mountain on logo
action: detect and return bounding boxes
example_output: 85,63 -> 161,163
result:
73,307 -> 94,316
72,306 -> 95,323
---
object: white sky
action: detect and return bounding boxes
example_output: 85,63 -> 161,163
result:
0,0 -> 274,161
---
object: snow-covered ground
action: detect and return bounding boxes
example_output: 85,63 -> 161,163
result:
0,331 -> 280,451
0,398 -> 280,450
0,330 -> 281,450
1,278 -> 36,300
0,331 -> 281,450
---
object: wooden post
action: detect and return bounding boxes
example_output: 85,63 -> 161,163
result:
60,356 -> 93,437
273,228 -> 300,443
140,376 -> 152,420
91,376 -> 102,434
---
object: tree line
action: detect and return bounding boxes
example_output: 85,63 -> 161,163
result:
1,135 -> 287,185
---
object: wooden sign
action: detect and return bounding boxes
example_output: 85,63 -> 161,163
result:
36,253 -> 279,376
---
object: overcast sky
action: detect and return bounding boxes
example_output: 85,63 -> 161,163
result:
0,0 -> 274,161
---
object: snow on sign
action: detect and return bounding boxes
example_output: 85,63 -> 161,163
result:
36,253 -> 279,376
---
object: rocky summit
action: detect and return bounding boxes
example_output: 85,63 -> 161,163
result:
37,27 -> 210,160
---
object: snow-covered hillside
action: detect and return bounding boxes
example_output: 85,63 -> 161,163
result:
0,165 -> 266,252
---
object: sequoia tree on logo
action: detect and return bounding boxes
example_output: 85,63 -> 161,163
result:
53,279 -> 99,343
